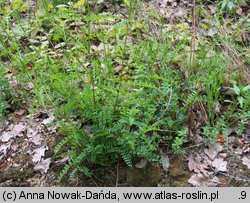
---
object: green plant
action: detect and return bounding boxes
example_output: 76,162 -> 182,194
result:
171,129 -> 186,156
0,69 -> 11,121
51,0 -> 72,5
236,111 -> 250,135
219,0 -> 240,11
230,83 -> 250,109
1,0 -> 248,183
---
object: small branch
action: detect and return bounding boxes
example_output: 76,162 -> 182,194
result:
209,165 -> 250,184
115,161 -> 119,187
217,171 -> 250,184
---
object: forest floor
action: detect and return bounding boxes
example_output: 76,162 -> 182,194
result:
0,0 -> 249,186
0,107 -> 249,186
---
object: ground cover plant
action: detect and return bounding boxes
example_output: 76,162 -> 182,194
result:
0,0 -> 249,186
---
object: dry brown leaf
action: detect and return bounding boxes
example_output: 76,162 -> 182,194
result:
11,123 -> 27,137
26,128 -> 36,137
161,154 -> 170,172
188,154 -> 198,171
135,159 -> 148,169
204,143 -> 223,160
201,154 -> 213,166
195,134 -> 203,144
188,154 -> 209,176
34,158 -> 51,174
1,123 -> 26,142
217,132 -> 225,143
212,157 -> 228,172
243,146 -> 250,154
27,129 -> 41,145
242,157 -> 250,169
11,143 -> 19,152
31,134 -> 42,145
14,109 -> 26,116
0,143 -> 11,163
31,146 -> 48,164
1,132 -> 12,142
175,7 -> 186,18
42,115 -> 55,125
188,173 -> 219,187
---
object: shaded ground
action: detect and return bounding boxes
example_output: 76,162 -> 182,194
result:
0,107 -> 249,186
0,0 -> 250,187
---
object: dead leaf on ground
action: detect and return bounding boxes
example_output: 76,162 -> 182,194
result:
195,134 -> 203,144
42,115 -> 55,125
135,159 -> 148,169
26,128 -> 36,138
11,123 -> 27,138
207,29 -> 217,37
217,132 -> 225,143
234,147 -> 243,155
175,7 -> 186,18
28,130 -> 42,145
204,143 -> 223,160
242,157 -> 250,169
212,157 -> 228,172
161,154 -> 170,172
1,132 -> 12,142
0,123 -> 26,142
188,154 -> 209,176
11,143 -> 19,152
14,109 -> 26,116
0,143 -> 11,163
243,145 -> 250,154
34,158 -> 51,174
31,146 -> 48,164
188,173 -> 220,187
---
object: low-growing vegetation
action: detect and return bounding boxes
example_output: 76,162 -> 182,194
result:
0,0 -> 249,185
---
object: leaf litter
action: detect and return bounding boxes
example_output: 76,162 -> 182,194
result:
0,108 -> 57,185
31,146 -> 48,164
0,0 -> 249,187
204,143 -> 223,160
187,143 -> 229,186
0,143 -> 11,163
242,157 -> 250,169
0,123 -> 27,142
34,158 -> 52,174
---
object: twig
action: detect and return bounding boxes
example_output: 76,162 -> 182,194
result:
163,87 -> 172,113
217,171 -> 250,184
209,165 -> 250,184
116,161 -> 119,187
90,176 -> 99,187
